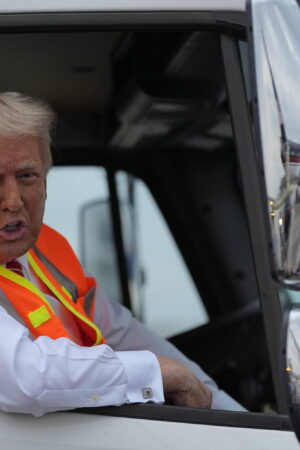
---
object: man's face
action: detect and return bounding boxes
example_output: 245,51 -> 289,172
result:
0,135 -> 46,264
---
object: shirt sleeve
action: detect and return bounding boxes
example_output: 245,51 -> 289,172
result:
93,285 -> 247,412
0,306 -> 164,417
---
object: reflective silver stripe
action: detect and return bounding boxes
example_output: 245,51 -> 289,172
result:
84,286 -> 95,317
0,288 -> 33,339
33,245 -> 78,302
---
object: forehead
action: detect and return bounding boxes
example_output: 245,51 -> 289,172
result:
0,135 -> 42,166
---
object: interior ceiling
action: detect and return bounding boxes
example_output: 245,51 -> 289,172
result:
0,30 -> 232,154
0,31 -> 120,113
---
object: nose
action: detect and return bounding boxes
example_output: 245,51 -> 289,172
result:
0,178 -> 24,212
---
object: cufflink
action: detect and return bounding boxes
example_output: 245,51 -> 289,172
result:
142,387 -> 152,399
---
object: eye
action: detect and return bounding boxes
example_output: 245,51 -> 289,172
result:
19,172 -> 38,182
22,173 -> 35,178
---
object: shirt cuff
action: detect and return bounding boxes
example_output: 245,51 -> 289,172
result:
116,350 -> 165,404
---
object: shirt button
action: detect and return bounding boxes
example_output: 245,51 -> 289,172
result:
92,394 -> 100,401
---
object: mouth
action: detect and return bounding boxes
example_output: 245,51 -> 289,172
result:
0,220 -> 26,241
2,221 -> 23,232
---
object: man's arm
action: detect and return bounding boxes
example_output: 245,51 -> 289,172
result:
0,306 -> 164,416
94,286 -> 246,411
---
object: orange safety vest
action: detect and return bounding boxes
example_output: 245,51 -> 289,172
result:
0,223 -> 105,346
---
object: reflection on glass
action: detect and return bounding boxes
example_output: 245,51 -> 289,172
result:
251,0 -> 300,285
286,308 -> 300,424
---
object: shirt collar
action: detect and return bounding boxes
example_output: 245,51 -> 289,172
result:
16,253 -> 31,279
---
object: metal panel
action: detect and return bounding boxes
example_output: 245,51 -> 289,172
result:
0,0 -> 246,14
0,411 -> 298,450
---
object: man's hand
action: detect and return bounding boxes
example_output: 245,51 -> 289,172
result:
157,355 -> 212,408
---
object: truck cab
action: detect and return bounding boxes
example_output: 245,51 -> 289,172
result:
0,0 -> 300,448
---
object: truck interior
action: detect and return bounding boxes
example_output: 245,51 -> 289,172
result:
0,25 -> 277,415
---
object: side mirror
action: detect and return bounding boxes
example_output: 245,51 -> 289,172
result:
247,0 -> 300,287
249,0 -> 300,439
80,198 -> 144,318
281,305 -> 300,439
80,199 -> 122,304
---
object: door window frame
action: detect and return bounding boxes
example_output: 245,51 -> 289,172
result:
220,34 -> 284,412
0,8 -> 287,429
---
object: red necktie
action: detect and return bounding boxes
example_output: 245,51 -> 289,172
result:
6,260 -> 24,277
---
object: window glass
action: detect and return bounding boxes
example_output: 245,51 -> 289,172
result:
44,166 -> 122,304
44,166 -> 107,256
45,166 -> 208,337
239,40 -> 251,104
117,172 -> 209,338
283,289 -> 300,306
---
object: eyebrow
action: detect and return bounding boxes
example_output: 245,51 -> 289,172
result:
16,160 -> 41,171
0,160 -> 40,175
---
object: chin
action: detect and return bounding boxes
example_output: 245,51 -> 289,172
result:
0,241 -> 34,264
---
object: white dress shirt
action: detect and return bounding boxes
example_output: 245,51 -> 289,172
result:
0,254 -> 245,416
0,255 -> 164,416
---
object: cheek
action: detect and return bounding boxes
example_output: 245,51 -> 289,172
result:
26,185 -> 46,224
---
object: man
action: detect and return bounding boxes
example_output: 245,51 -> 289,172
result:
0,92 -> 244,416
